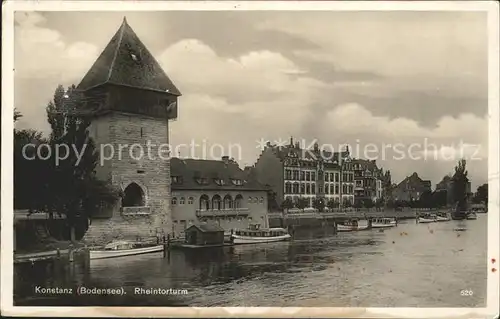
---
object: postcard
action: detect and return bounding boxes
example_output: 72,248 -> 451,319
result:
1,1 -> 499,318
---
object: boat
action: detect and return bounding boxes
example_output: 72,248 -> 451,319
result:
371,217 -> 397,228
466,212 -> 477,220
418,213 -> 437,223
230,224 -> 291,244
337,219 -> 358,232
435,212 -> 451,222
89,241 -> 164,260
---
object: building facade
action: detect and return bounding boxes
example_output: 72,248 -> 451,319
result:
392,172 -> 432,202
351,159 -> 384,206
251,138 -> 355,209
80,18 -> 180,245
170,157 -> 269,238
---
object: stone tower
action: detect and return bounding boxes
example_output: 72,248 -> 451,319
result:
78,18 -> 181,245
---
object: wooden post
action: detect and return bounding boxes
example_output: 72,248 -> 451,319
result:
69,248 -> 74,263
163,235 -> 167,258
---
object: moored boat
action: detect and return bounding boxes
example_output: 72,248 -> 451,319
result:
466,212 -> 477,220
371,217 -> 397,228
89,241 -> 164,260
417,213 -> 437,223
337,219 -> 359,232
231,224 -> 291,244
435,212 -> 451,222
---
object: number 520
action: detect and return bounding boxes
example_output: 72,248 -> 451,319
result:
460,290 -> 473,296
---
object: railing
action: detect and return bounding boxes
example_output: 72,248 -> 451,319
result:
195,208 -> 249,217
268,208 -> 418,219
121,206 -> 151,216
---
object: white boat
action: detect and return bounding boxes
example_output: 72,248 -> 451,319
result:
371,217 -> 397,228
231,224 -> 291,244
417,213 -> 437,223
337,220 -> 358,232
89,241 -> 164,260
435,212 -> 451,222
466,212 -> 477,220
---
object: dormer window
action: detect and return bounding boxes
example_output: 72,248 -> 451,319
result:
195,178 -> 209,185
214,179 -> 225,186
231,179 -> 243,186
172,176 -> 183,184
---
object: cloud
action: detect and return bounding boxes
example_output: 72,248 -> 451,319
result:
14,12 -> 98,81
313,103 -> 487,188
323,103 -> 487,142
157,39 -> 327,104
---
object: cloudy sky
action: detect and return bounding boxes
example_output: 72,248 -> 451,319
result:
14,10 -> 489,190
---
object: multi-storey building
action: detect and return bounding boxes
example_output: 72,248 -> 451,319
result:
352,159 -> 384,205
170,156 -> 269,238
251,138 -> 355,209
392,172 -> 432,202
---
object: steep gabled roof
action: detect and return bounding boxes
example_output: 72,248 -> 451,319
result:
170,158 -> 267,191
270,144 -> 347,163
352,158 -> 379,171
77,17 -> 181,95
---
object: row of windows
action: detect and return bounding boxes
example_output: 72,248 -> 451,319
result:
171,194 -> 265,209
285,170 -> 316,181
284,170 -> 355,182
285,183 -> 354,195
173,216 -> 263,224
284,196 -> 354,206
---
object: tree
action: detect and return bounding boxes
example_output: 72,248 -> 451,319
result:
312,197 -> 326,212
363,198 -> 374,209
326,199 -> 336,211
431,190 -> 447,208
374,198 -> 384,211
281,197 -> 294,213
14,85 -> 120,242
473,183 -> 488,204
296,197 -> 309,211
44,85 -> 120,241
14,108 -> 22,122
418,190 -> 434,209
14,128 -> 50,210
266,190 -> 280,211
343,197 -> 352,208
382,170 -> 393,206
452,159 -> 469,211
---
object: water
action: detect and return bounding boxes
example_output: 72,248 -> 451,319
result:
14,215 -> 488,307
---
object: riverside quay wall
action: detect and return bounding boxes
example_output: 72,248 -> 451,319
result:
268,208 -> 419,228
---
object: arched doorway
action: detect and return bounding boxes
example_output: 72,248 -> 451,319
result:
200,194 -> 210,210
234,194 -> 243,208
122,183 -> 145,207
212,195 -> 222,210
223,195 -> 233,209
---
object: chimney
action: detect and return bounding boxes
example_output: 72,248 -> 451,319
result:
222,156 -> 230,164
295,141 -> 300,149
314,142 -> 319,152
290,136 -> 294,146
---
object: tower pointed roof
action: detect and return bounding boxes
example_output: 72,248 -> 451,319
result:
77,17 -> 181,95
